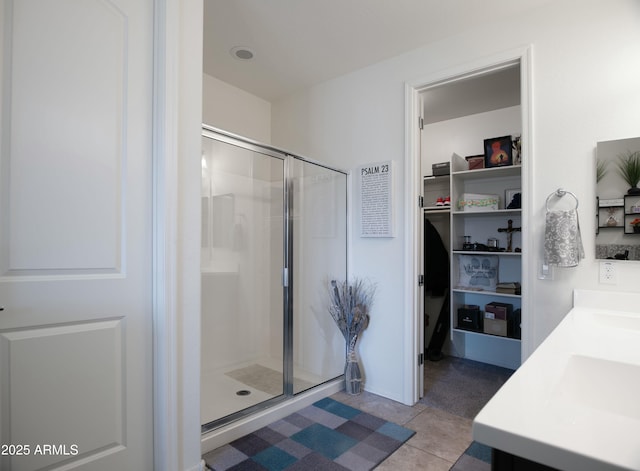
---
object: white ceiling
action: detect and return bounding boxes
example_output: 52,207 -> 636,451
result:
203,0 -> 551,103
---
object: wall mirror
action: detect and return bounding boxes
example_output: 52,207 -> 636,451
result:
596,137 -> 640,261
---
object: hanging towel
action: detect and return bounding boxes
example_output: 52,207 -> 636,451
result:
544,209 -> 584,267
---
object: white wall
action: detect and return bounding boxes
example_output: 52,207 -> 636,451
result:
271,0 -> 640,403
202,73 -> 271,143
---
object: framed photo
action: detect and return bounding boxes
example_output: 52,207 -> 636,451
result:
465,155 -> 485,171
505,189 -> 521,209
598,206 -> 623,228
512,135 -> 522,165
484,135 -> 513,168
624,194 -> 640,214
458,254 -> 498,291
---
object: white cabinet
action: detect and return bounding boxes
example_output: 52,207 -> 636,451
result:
449,155 -> 522,369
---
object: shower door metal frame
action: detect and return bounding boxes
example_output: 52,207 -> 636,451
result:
201,125 -> 348,434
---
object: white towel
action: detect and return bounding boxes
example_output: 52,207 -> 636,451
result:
544,209 -> 584,267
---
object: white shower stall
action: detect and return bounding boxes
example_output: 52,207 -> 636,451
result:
200,127 -> 348,432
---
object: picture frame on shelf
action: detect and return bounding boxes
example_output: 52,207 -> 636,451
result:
465,155 -> 485,171
458,254 -> 498,291
598,206 -> 623,228
512,135 -> 522,165
624,194 -> 640,214
484,135 -> 513,168
505,188 -> 521,209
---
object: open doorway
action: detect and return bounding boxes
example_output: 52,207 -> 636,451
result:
406,48 -> 532,403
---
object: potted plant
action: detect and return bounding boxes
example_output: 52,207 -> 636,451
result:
616,150 -> 640,195
327,278 -> 376,395
630,218 -> 640,233
596,158 -> 608,183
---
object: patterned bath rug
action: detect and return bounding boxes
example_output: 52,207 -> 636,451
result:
203,397 -> 415,470
449,441 -> 491,471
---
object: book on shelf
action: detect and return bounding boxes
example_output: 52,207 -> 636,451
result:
496,281 -> 521,295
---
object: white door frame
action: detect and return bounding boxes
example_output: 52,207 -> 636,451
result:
153,1 -> 203,470
404,46 -> 534,404
152,0 -> 178,469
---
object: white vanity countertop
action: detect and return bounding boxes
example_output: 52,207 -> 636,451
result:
473,289 -> 640,471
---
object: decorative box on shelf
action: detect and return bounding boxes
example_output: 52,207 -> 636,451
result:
458,193 -> 499,212
432,161 -> 450,176
485,302 -> 513,320
482,302 -> 521,338
510,309 -> 522,339
457,305 -> 483,332
484,314 -> 507,337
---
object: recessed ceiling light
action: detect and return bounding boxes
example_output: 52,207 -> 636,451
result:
230,46 -> 255,61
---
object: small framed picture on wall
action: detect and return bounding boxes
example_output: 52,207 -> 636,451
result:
484,136 -> 513,168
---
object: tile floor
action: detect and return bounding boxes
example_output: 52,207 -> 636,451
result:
330,390 -> 471,470
330,356 -> 512,470
204,356 -> 510,470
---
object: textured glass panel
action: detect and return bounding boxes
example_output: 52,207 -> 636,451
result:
290,160 -> 347,394
201,136 -> 285,424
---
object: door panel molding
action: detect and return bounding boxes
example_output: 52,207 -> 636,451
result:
1,0 -> 127,277
0,318 -> 125,470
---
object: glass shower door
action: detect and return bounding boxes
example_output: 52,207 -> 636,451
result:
201,132 -> 285,425
289,158 -> 347,394
200,128 -> 349,432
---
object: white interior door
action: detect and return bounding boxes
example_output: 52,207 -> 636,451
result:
0,1 -> 153,470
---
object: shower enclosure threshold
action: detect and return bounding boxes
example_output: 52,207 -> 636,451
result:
201,358 -> 330,426
201,377 -> 343,454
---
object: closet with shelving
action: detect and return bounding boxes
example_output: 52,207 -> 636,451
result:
421,64 -> 524,370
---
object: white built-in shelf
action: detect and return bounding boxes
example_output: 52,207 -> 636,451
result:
452,288 -> 521,299
452,328 -> 521,343
451,208 -> 522,216
452,250 -> 521,256
423,174 -> 450,180
424,206 -> 451,214
451,165 -> 521,181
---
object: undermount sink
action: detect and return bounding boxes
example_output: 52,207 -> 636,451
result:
578,310 -> 640,332
555,354 -> 640,421
473,290 -> 640,471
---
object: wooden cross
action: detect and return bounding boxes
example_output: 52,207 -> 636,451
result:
497,219 -> 521,252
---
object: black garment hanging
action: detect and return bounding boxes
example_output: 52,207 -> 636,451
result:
423,218 -> 449,296
424,218 -> 450,361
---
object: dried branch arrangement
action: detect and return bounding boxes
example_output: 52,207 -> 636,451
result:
327,278 -> 376,348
